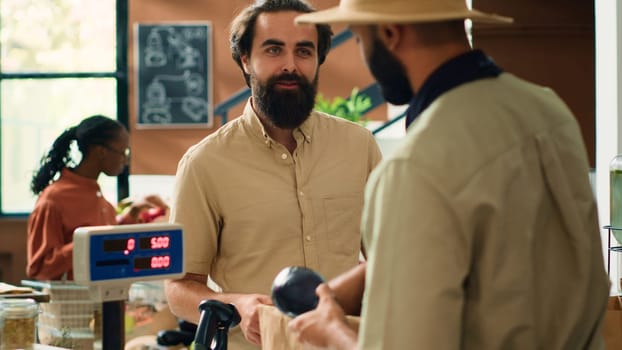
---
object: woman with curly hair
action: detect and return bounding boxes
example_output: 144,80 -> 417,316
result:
27,115 -> 167,280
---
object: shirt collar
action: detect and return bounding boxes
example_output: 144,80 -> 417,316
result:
405,49 -> 503,128
60,168 -> 102,192
241,98 -> 314,148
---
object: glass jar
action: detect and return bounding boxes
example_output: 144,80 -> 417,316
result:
0,298 -> 38,350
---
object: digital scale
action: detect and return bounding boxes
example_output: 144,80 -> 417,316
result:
73,223 -> 184,300
72,223 -> 185,349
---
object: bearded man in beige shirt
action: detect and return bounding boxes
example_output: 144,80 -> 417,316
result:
164,0 -> 382,349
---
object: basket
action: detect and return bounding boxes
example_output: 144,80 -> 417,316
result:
38,324 -> 94,350
21,280 -> 101,320
21,280 -> 91,301
39,312 -> 94,329
39,301 -> 100,317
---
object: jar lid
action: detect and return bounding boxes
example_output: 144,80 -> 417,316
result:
0,298 -> 38,318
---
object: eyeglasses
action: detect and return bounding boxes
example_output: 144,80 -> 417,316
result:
101,144 -> 130,158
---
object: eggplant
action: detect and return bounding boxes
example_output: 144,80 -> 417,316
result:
271,266 -> 325,317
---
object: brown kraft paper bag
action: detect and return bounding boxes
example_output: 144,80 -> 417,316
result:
259,304 -> 359,350
603,296 -> 622,349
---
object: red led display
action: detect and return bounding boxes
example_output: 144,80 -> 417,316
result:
139,235 -> 170,250
151,236 -> 170,249
134,255 -> 171,270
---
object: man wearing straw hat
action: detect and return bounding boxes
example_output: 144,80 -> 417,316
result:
288,0 -> 610,349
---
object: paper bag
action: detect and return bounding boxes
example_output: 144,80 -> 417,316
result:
259,304 -> 359,350
603,296 -> 622,349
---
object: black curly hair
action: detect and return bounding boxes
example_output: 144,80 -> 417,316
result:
30,115 -> 125,194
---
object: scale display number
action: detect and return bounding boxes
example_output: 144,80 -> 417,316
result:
103,235 -> 171,254
134,255 -> 171,270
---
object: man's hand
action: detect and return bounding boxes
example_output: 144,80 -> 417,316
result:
234,293 -> 273,346
288,284 -> 357,349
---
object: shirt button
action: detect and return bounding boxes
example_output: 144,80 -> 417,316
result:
281,153 -> 288,160
305,235 -> 312,242
299,191 -> 304,196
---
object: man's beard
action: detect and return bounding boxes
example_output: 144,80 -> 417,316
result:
252,72 -> 318,129
367,37 -> 414,105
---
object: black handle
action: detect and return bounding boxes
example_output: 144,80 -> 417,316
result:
193,299 -> 241,350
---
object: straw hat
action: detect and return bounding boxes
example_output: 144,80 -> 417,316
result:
295,0 -> 513,25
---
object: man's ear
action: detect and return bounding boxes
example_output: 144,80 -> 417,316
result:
376,24 -> 403,51
241,54 -> 251,74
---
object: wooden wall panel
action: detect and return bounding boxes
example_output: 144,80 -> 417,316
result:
472,0 -> 595,166
129,0 -> 379,174
0,219 -> 28,285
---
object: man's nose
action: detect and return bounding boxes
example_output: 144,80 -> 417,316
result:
281,52 -> 297,73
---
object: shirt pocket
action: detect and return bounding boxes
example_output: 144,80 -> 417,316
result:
321,194 -> 364,256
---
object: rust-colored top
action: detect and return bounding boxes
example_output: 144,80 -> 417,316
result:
27,168 -> 117,280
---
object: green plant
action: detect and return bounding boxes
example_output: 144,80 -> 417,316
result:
315,87 -> 372,124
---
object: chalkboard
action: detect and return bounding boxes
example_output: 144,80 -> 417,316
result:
135,23 -> 213,128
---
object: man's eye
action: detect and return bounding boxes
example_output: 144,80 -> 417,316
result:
297,48 -> 313,57
266,46 -> 281,54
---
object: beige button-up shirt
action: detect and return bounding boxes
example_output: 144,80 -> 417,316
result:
171,100 -> 381,349
360,73 -> 609,349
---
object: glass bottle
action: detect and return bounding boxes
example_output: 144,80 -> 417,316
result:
0,298 -> 38,350
610,155 -> 622,232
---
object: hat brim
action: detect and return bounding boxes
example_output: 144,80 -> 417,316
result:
295,7 -> 513,25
